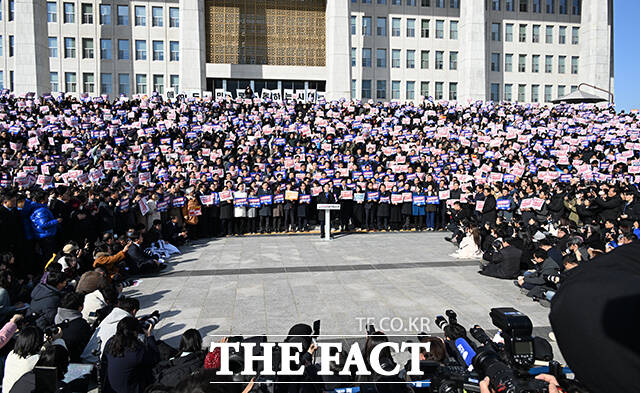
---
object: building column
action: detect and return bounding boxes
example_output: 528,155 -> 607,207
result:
325,0 -> 352,101
14,0 -> 49,95
179,0 -> 206,96
579,0 -> 614,100
459,0 -> 487,102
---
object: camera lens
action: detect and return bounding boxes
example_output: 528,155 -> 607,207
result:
435,315 -> 448,330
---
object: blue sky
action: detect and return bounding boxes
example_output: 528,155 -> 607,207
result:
614,1 -> 640,111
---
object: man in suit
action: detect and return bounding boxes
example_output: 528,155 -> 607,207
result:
481,187 -> 497,227
480,238 -> 522,279
317,183 -> 336,239
126,232 -> 166,274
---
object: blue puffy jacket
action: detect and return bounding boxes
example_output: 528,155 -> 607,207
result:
19,199 -> 37,240
30,204 -> 58,239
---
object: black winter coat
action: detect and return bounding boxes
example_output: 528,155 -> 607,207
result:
481,245 -> 522,279
152,351 -> 206,387
28,283 -> 62,330
481,195 -> 497,226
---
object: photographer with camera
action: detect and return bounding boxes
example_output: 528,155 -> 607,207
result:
54,292 -> 91,362
514,248 -> 560,293
28,271 -> 68,330
480,237 -> 522,280
9,344 -> 84,393
101,316 -> 160,393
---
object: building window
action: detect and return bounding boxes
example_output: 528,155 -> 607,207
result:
572,27 -> 579,44
435,51 -> 443,69
491,53 -> 500,72
117,5 -> 128,25
572,0 -> 581,15
100,39 -> 112,59
100,4 -> 111,24
491,83 -> 500,101
392,80 -> 400,99
532,25 -> 540,42
351,48 -> 356,66
407,50 -> 415,68
170,41 -> 179,61
63,2 -> 75,23
350,16 -> 356,35
420,81 -> 429,98
531,84 -> 539,102
392,49 -> 400,68
118,73 -> 130,95
351,80 -> 356,98
82,38 -> 94,59
421,50 -> 429,69
546,0 -> 554,13
83,73 -> 94,93
47,2 -> 57,22
505,53 -> 513,72
136,74 -> 147,94
571,85 -> 578,93
8,35 -> 12,57
135,40 -> 147,60
421,19 -> 429,38
170,75 -> 179,92
545,26 -> 553,43
81,3 -> 93,24
544,85 -> 553,101
169,7 -> 179,27
50,72 -> 58,92
407,0 -> 416,5
377,17 -> 387,36
492,0 -> 501,10
450,0 -> 459,7
435,82 -> 443,100
519,0 -> 527,12
559,0 -> 567,13
152,41 -> 164,61
533,0 -> 541,12
519,24 -> 527,42
406,81 -> 415,100
100,73 -> 112,95
9,71 -> 12,91
0,37 -> 3,56
545,55 -> 553,73
518,54 -> 526,72
376,49 -> 386,68
571,56 -> 579,74
559,26 -> 566,44
449,82 -> 457,100
435,20 -> 444,38
406,19 -> 415,37
532,55 -> 540,73
376,80 -> 386,100
118,39 -> 129,60
48,37 -> 57,58
491,23 -> 501,41
450,21 -> 458,39
518,84 -> 526,102
64,37 -> 76,58
558,85 -> 566,98
65,72 -> 77,92
506,0 -> 514,11
505,24 -> 513,41
392,0 -> 401,4
134,5 -> 146,26
421,0 -> 429,5
449,51 -> 457,70
152,6 -> 163,27
558,55 -> 566,73
504,84 -> 513,101
362,16 -> 372,36
362,48 -> 372,67
361,79 -> 371,99
392,18 -> 400,36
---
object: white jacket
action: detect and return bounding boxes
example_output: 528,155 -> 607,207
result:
81,307 -> 131,363
3,338 -> 65,392
81,289 -> 107,326
450,234 -> 482,259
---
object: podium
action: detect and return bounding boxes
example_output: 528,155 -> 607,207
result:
317,203 -> 341,240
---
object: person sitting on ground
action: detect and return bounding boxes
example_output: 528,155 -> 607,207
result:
10,344 -> 86,393
480,237 -> 523,279
2,326 -> 45,392
450,224 -> 483,260
55,292 -> 92,363
152,329 -> 206,388
515,248 -> 561,294
28,271 -> 68,330
125,232 -> 166,274
93,241 -> 131,280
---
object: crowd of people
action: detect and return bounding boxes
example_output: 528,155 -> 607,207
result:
0,90 -> 637,392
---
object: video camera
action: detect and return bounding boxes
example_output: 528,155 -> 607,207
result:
426,307 -> 569,393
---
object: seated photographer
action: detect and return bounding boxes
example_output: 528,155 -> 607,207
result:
81,297 -> 139,363
28,271 -> 68,330
480,238 -> 522,280
93,242 -> 132,280
55,292 -> 92,363
514,248 -> 560,293
162,216 -> 188,247
125,232 -> 166,274
539,253 -> 581,302
275,323 -> 323,393
101,316 -> 160,393
416,334 -> 447,363
3,327 -> 45,392
10,344 -> 74,393
565,236 -> 591,263
450,224 -> 482,260
152,329 -> 206,388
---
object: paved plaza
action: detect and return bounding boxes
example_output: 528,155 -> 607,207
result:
123,232 -> 559,361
